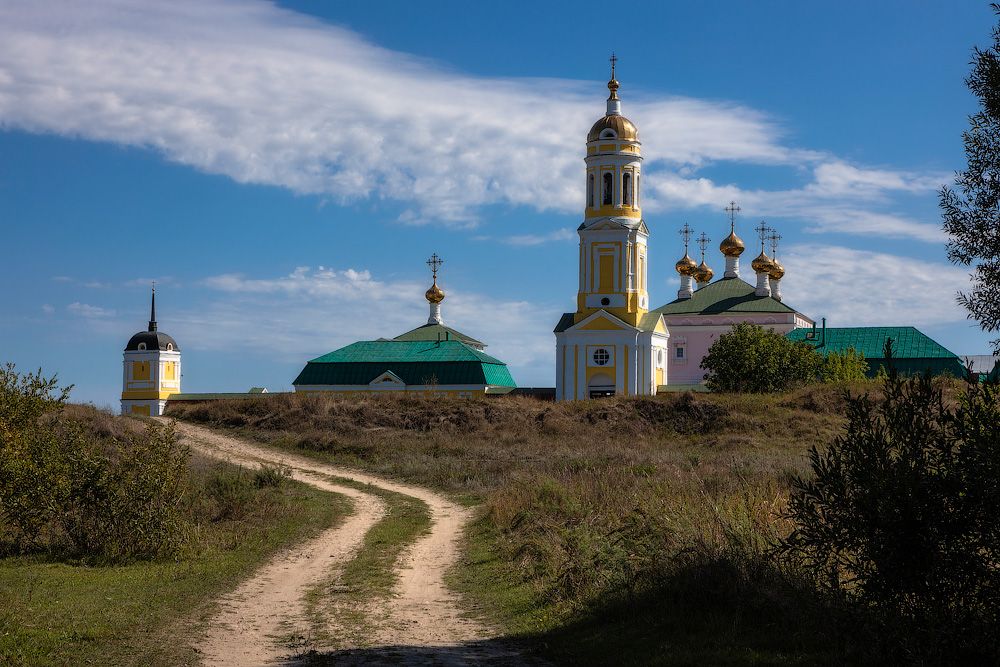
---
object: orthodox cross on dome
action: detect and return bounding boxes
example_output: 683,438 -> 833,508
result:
768,230 -> 782,257
754,220 -> 771,252
697,231 -> 711,261
724,201 -> 741,232
678,223 -> 694,253
426,253 -> 443,281
607,52 -> 620,101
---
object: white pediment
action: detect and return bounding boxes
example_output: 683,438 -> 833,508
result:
369,370 -> 405,386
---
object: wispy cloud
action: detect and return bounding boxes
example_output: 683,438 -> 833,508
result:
0,0 -> 944,239
186,266 -> 558,384
67,302 -> 115,318
780,244 -> 968,327
500,229 -> 576,246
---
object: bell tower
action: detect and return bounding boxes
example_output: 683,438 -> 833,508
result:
575,54 -> 648,327
120,286 -> 182,416
554,57 -> 669,402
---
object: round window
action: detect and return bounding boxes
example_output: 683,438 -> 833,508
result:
600,297 -> 610,306
593,348 -> 610,366
137,342 -> 147,350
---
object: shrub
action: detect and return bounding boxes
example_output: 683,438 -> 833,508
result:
701,323 -> 822,393
780,346 -> 1000,660
820,348 -> 868,383
0,364 -> 190,561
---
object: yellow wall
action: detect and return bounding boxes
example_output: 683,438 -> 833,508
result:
162,362 -> 177,381
132,361 -> 150,381
598,254 -> 614,292
131,405 -> 151,416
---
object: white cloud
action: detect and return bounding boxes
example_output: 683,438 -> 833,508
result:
780,244 -> 969,327
500,228 -> 576,246
41,303 -> 54,314
67,302 -> 115,318
183,266 -> 559,385
0,0 -> 944,238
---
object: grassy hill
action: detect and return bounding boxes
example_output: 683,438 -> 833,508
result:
168,386 -> 875,665
0,403 -> 349,666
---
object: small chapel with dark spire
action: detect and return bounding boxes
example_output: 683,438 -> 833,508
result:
120,286 -> 182,415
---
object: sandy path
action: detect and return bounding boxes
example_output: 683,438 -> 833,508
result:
167,420 -> 526,666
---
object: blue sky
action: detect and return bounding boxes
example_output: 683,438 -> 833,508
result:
0,0 -> 995,405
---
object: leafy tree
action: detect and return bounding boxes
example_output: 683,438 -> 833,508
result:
781,343 -> 1000,659
701,323 -> 822,393
940,4 -> 1000,353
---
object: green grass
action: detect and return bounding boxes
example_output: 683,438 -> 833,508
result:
303,476 -> 431,650
0,458 -> 351,667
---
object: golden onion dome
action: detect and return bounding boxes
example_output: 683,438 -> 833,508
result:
720,231 -> 745,257
751,251 -> 773,273
695,260 -> 714,283
675,253 -> 698,276
587,114 -> 639,142
425,280 -> 445,304
767,258 -> 785,280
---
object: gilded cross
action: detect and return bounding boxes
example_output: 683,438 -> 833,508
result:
754,221 -> 770,251
724,201 -> 741,231
769,230 -> 782,257
697,231 -> 711,260
678,223 -> 693,252
426,253 -> 443,280
609,53 -> 617,80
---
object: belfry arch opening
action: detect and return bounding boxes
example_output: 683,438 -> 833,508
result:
623,173 -> 632,206
602,173 -> 613,205
587,174 -> 595,208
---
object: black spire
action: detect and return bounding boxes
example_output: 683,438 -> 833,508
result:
148,284 -> 157,332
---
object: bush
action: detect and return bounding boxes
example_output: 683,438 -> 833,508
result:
820,348 -> 868,383
701,323 -> 822,393
254,464 -> 289,489
0,364 -> 190,561
780,346 -> 1000,660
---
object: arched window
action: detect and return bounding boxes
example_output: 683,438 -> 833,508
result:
602,172 -> 613,206
635,173 -> 640,207
587,174 -> 595,208
622,173 -> 632,206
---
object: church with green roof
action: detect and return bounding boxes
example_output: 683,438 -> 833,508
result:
293,255 -> 516,397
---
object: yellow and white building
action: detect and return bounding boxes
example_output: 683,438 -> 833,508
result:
120,288 -> 181,416
554,65 -> 670,400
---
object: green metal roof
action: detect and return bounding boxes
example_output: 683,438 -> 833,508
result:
392,323 -> 484,347
786,326 -> 965,377
651,277 -> 800,316
293,340 -> 516,388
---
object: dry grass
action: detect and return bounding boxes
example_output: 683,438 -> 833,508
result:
168,386 -> 888,664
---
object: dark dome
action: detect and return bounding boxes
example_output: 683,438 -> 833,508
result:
125,331 -> 179,352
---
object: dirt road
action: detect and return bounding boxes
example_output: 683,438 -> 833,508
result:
168,420 -> 528,666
